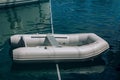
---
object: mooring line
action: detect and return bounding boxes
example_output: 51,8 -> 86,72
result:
49,1 -> 61,80
56,64 -> 62,80
50,0 -> 54,34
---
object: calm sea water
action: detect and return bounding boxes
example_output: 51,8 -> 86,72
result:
0,0 -> 120,80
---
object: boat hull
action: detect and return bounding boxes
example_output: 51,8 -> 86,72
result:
11,33 -> 109,62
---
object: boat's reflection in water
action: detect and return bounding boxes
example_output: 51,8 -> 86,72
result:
12,56 -> 106,75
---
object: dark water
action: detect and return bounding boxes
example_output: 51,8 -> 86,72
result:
0,0 -> 120,80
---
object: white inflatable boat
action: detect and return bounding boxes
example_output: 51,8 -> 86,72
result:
10,33 -> 109,62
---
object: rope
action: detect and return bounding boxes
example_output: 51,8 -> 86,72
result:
50,0 -> 54,34
56,64 -> 62,80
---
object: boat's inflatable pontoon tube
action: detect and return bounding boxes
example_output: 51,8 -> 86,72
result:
10,33 -> 109,62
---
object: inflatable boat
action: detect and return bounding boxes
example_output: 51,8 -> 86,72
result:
10,33 -> 109,62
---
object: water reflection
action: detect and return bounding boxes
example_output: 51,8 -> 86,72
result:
0,1 -> 51,46
6,6 -> 23,33
10,56 -> 105,80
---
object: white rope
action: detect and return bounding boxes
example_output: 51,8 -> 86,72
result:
50,1 -> 61,80
50,0 -> 54,34
56,64 -> 62,80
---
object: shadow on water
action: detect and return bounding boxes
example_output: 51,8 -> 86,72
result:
10,55 -> 107,80
12,55 -> 106,73
0,39 -> 12,73
6,6 -> 23,30
12,62 -> 56,71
